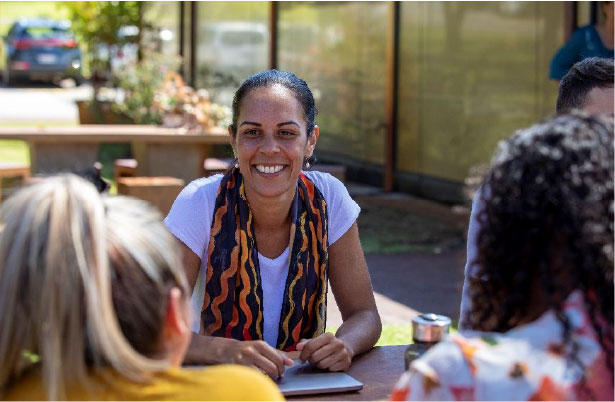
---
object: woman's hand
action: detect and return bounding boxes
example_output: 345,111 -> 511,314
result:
222,339 -> 294,379
296,333 -> 353,371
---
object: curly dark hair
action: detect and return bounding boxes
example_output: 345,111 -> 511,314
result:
468,113 -> 614,390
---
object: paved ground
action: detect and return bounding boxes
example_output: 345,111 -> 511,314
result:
327,185 -> 469,328
0,81 -> 89,123
327,237 -> 467,328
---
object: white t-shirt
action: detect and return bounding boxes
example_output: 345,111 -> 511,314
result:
164,171 -> 360,347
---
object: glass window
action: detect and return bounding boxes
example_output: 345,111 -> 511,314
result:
396,1 -> 565,190
23,26 -> 71,39
220,30 -> 265,46
143,2 -> 180,60
279,2 -> 388,167
195,2 -> 270,106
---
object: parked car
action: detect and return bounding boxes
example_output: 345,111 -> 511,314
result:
0,18 -> 83,86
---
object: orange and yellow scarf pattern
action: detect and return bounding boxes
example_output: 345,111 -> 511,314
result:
202,167 -> 328,351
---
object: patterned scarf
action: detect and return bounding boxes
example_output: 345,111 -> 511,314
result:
202,167 -> 329,351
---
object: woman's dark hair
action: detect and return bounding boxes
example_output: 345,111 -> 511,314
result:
230,69 -> 318,137
468,113 -> 614,390
556,57 -> 614,114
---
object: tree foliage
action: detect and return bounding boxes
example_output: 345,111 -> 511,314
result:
59,1 -> 144,79
61,1 -> 142,47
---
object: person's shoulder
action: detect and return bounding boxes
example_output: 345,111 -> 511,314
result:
573,24 -> 597,38
413,332 -> 509,384
423,331 -> 536,381
416,334 -> 473,373
398,336 -> 476,400
164,174 -> 223,228
304,169 -> 348,194
181,174 -> 224,198
577,24 -> 595,32
173,365 -> 284,401
0,369 -> 46,400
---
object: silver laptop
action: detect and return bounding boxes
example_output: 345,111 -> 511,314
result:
276,360 -> 363,396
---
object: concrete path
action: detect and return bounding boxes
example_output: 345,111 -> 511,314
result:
0,82 -> 90,123
327,249 -> 467,328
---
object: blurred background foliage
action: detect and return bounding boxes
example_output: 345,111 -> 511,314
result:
59,1 -> 145,81
0,2 -> 69,35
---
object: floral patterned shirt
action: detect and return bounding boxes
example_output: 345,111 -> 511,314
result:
392,291 -> 612,401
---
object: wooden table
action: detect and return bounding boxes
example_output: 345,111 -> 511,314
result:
287,345 -> 407,401
0,125 -> 230,183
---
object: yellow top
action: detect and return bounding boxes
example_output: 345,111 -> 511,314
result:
3,364 -> 285,401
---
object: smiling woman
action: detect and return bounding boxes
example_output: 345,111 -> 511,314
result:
164,70 -> 382,379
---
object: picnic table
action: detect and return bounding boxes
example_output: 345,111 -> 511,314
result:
287,345 -> 407,401
0,125 -> 230,183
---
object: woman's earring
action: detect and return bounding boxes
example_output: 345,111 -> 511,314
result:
303,158 -> 311,169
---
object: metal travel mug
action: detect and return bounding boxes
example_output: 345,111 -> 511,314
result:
404,313 -> 451,370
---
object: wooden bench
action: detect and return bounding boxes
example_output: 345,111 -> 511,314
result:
114,157 -> 233,182
0,163 -> 30,201
0,125 -> 229,184
114,158 -> 138,183
117,176 -> 185,216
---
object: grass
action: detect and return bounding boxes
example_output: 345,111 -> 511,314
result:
0,140 -> 29,164
0,121 -> 80,165
327,320 -> 458,347
376,324 -> 414,346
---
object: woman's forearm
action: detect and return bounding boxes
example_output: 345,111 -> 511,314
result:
183,333 -> 293,378
335,309 -> 382,360
183,333 -> 240,365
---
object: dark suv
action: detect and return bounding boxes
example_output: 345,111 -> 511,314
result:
1,18 -> 82,86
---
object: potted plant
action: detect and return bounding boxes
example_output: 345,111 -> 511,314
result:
111,52 -> 179,125
112,52 -> 231,130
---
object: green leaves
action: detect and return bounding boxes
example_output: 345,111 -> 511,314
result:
112,53 -> 181,125
59,1 -> 144,79
60,1 -> 142,47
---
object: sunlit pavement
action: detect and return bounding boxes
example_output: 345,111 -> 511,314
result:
327,249 -> 466,328
0,80 -> 91,124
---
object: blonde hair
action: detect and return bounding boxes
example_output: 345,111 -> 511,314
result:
0,174 -> 188,400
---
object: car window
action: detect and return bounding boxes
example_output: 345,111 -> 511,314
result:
7,24 -> 19,38
220,31 -> 265,46
21,26 -> 72,39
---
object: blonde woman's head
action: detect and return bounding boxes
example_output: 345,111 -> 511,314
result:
0,174 -> 190,399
